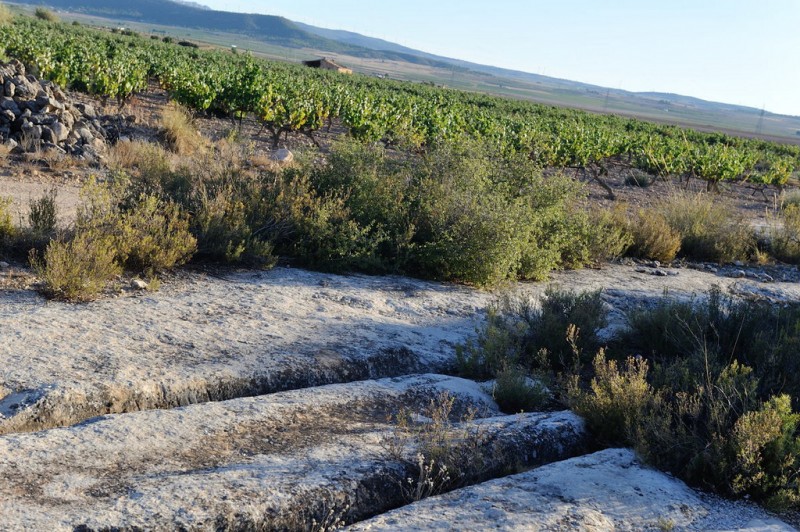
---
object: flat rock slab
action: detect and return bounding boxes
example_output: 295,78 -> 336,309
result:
0,268 -> 490,432
3,264 -> 800,433
0,375 -> 586,530
348,448 -> 793,531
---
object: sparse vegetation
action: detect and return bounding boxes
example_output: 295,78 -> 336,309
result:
769,204 -> 800,263
457,287 -> 606,379
384,392 -> 494,502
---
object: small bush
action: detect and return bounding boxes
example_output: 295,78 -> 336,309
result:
193,188 -> 274,265
162,36 -> 174,44
491,365 -> 549,414
561,206 -> 632,266
781,189 -> 800,211
34,7 -> 58,22
117,195 -> 197,273
0,197 -> 14,240
28,188 -> 58,236
568,349 -> 800,507
626,209 -> 681,262
567,351 -> 655,445
624,170 -> 656,188
31,231 -> 121,302
657,192 -> 755,262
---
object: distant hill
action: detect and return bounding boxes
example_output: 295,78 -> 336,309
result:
9,0 -> 360,50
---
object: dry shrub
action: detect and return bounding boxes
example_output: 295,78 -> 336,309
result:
627,208 -> 681,262
30,231 -> 121,302
656,191 -> 754,262
161,102 -> 205,156
0,197 -> 14,239
0,141 -> 11,163
34,7 -> 58,22
567,351 -> 655,445
385,392 -> 493,502
769,204 -> 800,263
107,139 -> 171,174
28,188 -> 58,236
39,148 -> 71,171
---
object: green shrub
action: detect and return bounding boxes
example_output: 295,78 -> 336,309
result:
117,195 -> 197,273
491,365 -> 550,414
300,138 -> 596,284
34,7 -> 58,22
627,289 -> 800,405
627,209 -> 681,262
28,188 -> 58,236
568,350 -> 800,507
560,206 -> 632,267
32,181 -> 199,301
193,188 -> 274,265
457,287 -> 607,378
31,231 -> 121,302
657,192 -> 755,262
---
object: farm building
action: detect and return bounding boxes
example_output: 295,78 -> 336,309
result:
302,58 -> 353,74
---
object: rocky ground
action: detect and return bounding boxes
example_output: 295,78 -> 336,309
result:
1,262 -> 799,530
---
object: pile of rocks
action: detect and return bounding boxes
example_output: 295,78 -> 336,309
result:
0,59 -> 106,158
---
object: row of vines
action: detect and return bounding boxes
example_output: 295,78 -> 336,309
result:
2,16 -> 798,194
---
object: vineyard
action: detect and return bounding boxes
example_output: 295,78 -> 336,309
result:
1,16 -> 799,196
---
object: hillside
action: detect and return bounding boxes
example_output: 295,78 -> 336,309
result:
8,0 -> 359,50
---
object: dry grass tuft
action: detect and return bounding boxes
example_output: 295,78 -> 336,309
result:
107,139 -> 173,179
39,149 -> 72,171
161,102 -> 205,156
0,2 -> 13,26
626,208 -> 682,263
0,142 -> 11,164
656,191 -> 755,262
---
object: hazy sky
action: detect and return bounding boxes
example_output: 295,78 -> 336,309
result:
197,0 -> 800,116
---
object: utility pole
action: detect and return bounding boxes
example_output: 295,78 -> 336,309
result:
755,107 -> 765,136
